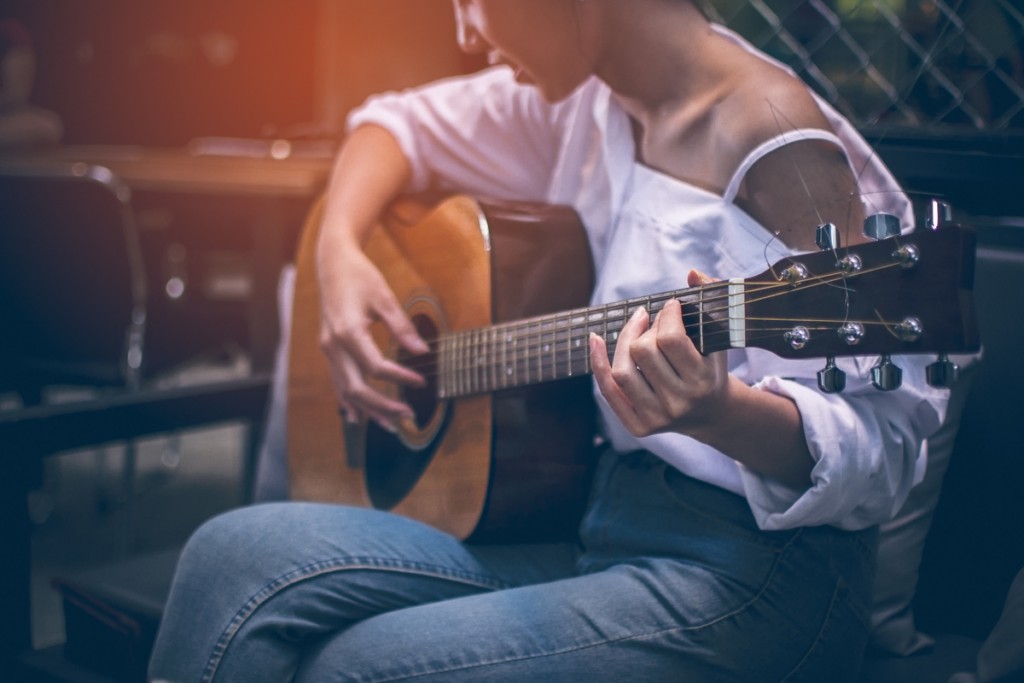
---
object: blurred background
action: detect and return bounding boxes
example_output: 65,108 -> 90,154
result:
1,0 -> 1022,681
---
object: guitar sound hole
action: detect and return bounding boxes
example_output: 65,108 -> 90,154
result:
397,314 -> 439,429
365,311 -> 450,512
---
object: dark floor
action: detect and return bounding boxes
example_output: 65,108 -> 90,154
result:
20,358 -> 252,650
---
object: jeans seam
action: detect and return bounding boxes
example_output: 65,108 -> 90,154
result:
778,577 -> 844,683
201,557 -> 507,683
357,529 -> 806,683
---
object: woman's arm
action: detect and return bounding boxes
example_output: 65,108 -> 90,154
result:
316,124 -> 429,430
590,136 -> 869,491
317,70 -> 567,429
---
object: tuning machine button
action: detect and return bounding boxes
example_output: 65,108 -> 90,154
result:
894,244 -> 920,269
840,254 -> 862,273
817,357 -> 846,393
894,317 -> 923,342
816,223 -> 840,251
926,354 -> 959,388
838,322 -> 865,345
927,199 -> 952,231
784,326 -> 810,350
781,263 -> 809,285
864,213 -> 901,241
872,355 -> 903,391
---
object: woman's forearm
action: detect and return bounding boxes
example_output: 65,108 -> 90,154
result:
318,124 -> 413,255
685,376 -> 814,490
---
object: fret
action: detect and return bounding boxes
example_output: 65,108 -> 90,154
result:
469,329 -> 475,394
528,321 -> 536,385
472,328 -> 479,395
460,330 -> 467,397
491,327 -> 499,393
542,317 -> 552,380
502,326 -> 510,388
479,328 -> 486,393
483,327 -> 490,392
699,287 -> 705,354
602,307 -> 608,355
550,316 -> 557,379
516,321 -> 525,387
455,333 -> 461,397
453,332 -> 460,398
563,314 -> 572,377
540,316 -> 553,381
443,335 -> 451,398
450,334 -> 457,398
570,310 -> 588,375
460,332 -> 467,397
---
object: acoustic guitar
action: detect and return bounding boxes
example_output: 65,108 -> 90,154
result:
287,195 -> 979,543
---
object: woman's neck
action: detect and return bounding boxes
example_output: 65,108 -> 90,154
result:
581,0 -> 733,120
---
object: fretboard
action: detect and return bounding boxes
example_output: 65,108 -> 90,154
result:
436,281 -> 736,399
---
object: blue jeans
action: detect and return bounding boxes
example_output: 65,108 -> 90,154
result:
149,450 -> 876,682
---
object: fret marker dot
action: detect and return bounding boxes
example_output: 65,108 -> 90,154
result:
543,344 -> 550,352
575,339 -> 581,347
506,367 -> 512,376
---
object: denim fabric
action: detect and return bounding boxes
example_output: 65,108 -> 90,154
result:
149,450 -> 876,683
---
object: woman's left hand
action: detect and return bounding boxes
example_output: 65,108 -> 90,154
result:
590,270 -> 731,439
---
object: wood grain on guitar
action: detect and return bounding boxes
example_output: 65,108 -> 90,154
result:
288,195 -> 979,543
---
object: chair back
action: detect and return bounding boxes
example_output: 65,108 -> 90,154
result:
0,163 -> 147,400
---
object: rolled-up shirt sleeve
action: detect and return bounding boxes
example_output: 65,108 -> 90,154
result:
739,352 -> 950,531
346,66 -> 566,201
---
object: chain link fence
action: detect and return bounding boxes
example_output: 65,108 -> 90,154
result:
705,0 -> 1024,130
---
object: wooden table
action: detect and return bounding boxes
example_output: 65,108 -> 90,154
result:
0,144 -> 333,197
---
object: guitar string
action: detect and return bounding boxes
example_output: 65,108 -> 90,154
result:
421,322 -> 904,397
412,311 -> 911,389
414,257 -> 902,362
409,265 -> 901,383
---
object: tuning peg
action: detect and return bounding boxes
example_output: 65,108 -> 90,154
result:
816,223 -> 840,251
871,355 -> 903,391
864,213 -> 901,241
926,354 -> 959,388
817,357 -> 846,393
926,199 -> 952,231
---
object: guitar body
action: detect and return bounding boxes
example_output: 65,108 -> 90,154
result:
288,196 -> 598,542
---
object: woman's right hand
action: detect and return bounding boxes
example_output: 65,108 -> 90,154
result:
314,124 -> 425,432
317,241 -> 429,431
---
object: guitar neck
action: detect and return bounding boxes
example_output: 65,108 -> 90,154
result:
436,282 -> 733,399
433,224 -> 979,400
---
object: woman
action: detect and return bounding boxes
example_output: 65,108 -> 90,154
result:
149,0 -> 947,680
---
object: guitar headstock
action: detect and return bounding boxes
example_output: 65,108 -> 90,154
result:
683,219 -> 979,391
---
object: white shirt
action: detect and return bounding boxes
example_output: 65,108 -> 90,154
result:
347,26 -> 956,531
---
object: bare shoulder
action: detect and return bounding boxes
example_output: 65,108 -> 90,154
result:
722,57 -> 832,154
716,57 -> 866,250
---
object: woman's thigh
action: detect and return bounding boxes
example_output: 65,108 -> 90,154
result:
148,503 -> 577,683
294,456 -> 875,683
295,535 -> 865,683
